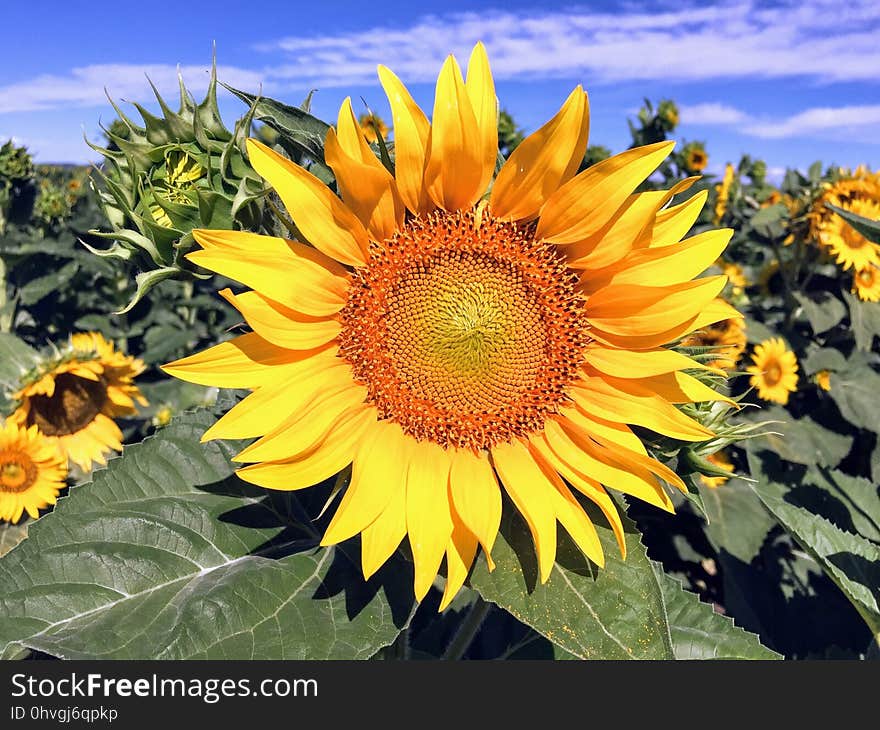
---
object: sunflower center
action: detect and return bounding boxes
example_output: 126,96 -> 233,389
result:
859,268 -> 875,285
339,209 -> 589,450
26,372 -> 107,437
0,454 -> 36,493
764,362 -> 782,386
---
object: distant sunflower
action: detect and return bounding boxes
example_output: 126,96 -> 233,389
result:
699,450 -> 734,489
680,301 -> 747,370
713,163 -> 735,224
814,370 -> 832,392
810,169 -> 880,270
853,265 -> 880,302
746,337 -> 798,405
10,332 -> 147,471
357,113 -> 389,144
719,260 -> 746,295
0,419 -> 67,524
684,145 -> 708,173
165,44 -> 735,608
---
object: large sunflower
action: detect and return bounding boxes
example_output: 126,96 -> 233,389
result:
746,337 -> 798,405
10,332 -> 147,471
0,419 -> 67,523
164,44 -> 736,608
810,169 -> 880,270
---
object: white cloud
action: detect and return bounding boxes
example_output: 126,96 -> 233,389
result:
680,101 -> 880,141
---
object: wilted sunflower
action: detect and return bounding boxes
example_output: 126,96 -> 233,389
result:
810,168 -> 880,270
10,332 -> 147,471
680,301 -> 747,370
699,449 -> 734,489
0,419 -> 67,524
164,44 -> 736,608
853,265 -> 880,302
746,337 -> 798,405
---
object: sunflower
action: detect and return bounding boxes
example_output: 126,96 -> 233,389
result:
164,44 -> 736,609
683,144 -> 708,173
809,169 -> 880,270
718,260 -> 746,295
853,265 -> 880,302
699,450 -> 733,489
0,419 -> 67,524
10,332 -> 147,471
814,370 -> 832,392
680,301 -> 747,370
358,113 -> 389,144
746,337 -> 798,405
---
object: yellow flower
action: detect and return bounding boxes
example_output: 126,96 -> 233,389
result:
809,168 -> 880,270
153,405 -> 174,428
699,450 -> 734,489
814,370 -> 832,392
164,44 -> 735,609
719,260 -> 746,295
684,145 -> 708,173
713,163 -> 736,224
746,337 -> 798,405
761,190 -> 782,208
0,419 -> 67,524
853,265 -> 880,302
680,301 -> 747,370
357,113 -> 389,144
10,332 -> 147,471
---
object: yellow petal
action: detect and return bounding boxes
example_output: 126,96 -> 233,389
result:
245,138 -> 369,267
529,435 -> 626,558
596,369 -> 735,407
465,42 -> 498,201
586,343 -> 720,378
326,98 -> 404,242
650,189 -> 709,247
449,447 -> 501,568
570,376 -> 714,442
361,477 -> 408,580
378,64 -> 431,214
490,439 -> 557,583
162,333 -> 328,388
587,276 -> 727,338
236,405 -> 376,491
233,382 -> 367,463
406,440 -> 454,601
423,55 -> 483,212
581,228 -> 733,293
489,86 -> 589,221
321,420 -> 410,546
439,517 -> 478,612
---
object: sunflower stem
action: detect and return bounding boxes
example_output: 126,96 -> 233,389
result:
442,597 -> 490,661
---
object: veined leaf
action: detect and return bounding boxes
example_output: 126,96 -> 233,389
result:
0,409 -> 414,660
828,364 -> 880,432
844,290 -> 880,353
700,478 -> 776,564
793,291 -> 846,335
753,405 -> 852,468
652,563 -> 780,659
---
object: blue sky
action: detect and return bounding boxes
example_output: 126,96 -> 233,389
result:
2,0 -> 878,181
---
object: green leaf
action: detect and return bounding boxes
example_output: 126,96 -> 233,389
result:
793,291 -> 847,334
652,563 -> 780,659
843,290 -> 880,352
803,347 -> 847,375
754,405 -> 852,467
828,364 -> 880,431
756,493 -> 880,637
0,409 -> 414,660
826,202 -> 880,244
749,205 -> 786,240
700,478 -> 776,564
0,333 -> 40,409
469,502 -> 674,659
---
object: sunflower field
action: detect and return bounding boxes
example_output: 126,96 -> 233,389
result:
0,47 -> 878,662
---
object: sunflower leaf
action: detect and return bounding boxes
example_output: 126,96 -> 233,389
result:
793,291 -> 846,334
826,202 -> 880,244
828,363 -> 880,432
843,290 -> 880,352
0,408 -> 415,660
651,561 -> 781,659
469,500 -> 675,659
0,333 -> 40,409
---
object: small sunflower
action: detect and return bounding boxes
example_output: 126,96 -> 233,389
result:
0,419 -> 67,524
814,370 -> 832,392
683,144 -> 708,173
165,44 -> 736,608
10,332 -> 147,471
358,113 -> 389,144
853,265 -> 880,302
746,337 -> 798,405
810,169 -> 880,270
699,450 -> 734,489
718,260 -> 746,295
680,301 -> 747,370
